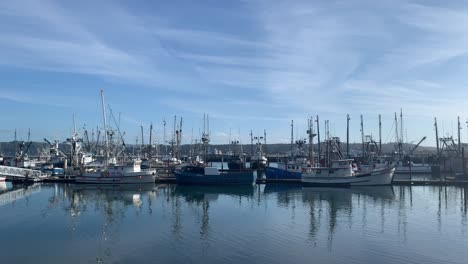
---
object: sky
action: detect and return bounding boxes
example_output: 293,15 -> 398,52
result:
1,0 -> 468,147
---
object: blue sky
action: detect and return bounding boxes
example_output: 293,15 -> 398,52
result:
1,0 -> 467,146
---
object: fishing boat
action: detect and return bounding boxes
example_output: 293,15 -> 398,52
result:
227,157 -> 245,170
301,159 -> 395,186
174,165 -> 255,185
250,131 -> 268,170
265,158 -> 311,180
250,154 -> 267,170
76,159 -> 157,184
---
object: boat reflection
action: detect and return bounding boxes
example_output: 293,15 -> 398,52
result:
0,181 -> 7,192
263,184 -> 396,249
0,183 -> 41,207
173,185 -> 255,203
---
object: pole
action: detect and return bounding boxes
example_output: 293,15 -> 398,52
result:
290,120 -> 294,156
308,117 -> 314,165
400,108 -> 403,145
149,123 -> 153,158
100,90 -> 109,163
379,114 -> 382,155
316,115 -> 321,160
395,112 -> 400,160
141,124 -> 144,146
346,114 -> 350,158
435,117 -> 440,157
250,130 -> 254,157
360,115 -> 365,157
462,147 -> 466,177
458,116 -> 461,153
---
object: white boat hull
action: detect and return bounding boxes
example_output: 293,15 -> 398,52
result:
302,167 -> 395,186
0,176 -> 5,182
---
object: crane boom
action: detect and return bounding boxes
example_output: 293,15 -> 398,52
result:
408,136 -> 426,155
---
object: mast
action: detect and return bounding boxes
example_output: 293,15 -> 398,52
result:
250,130 -> 254,156
400,108 -> 403,144
458,116 -> 461,152
360,115 -> 365,157
264,129 -> 267,156
177,117 -> 183,160
290,120 -> 294,156
27,128 -> 31,142
307,117 -> 314,164
325,120 -> 329,166
435,117 -> 440,157
163,119 -> 167,156
379,114 -> 382,155
141,124 -> 144,146
316,115 -> 321,159
100,90 -> 109,162
346,114 -> 350,158
149,123 -> 153,157
172,115 -> 176,158
73,114 -> 76,136
395,112 -> 400,159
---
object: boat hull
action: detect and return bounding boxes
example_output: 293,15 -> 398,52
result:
75,172 -> 156,184
302,167 -> 395,186
395,165 -> 432,174
0,176 -> 5,182
227,159 -> 245,170
250,161 -> 267,170
175,170 -> 255,185
265,167 -> 301,180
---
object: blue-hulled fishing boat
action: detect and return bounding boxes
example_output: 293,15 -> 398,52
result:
265,158 -> 311,180
174,165 -> 255,185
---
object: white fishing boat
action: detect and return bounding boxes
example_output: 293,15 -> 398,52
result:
75,90 -> 157,184
76,159 -> 157,184
301,159 -> 395,186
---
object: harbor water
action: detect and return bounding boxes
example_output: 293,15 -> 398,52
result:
1,182 -> 468,263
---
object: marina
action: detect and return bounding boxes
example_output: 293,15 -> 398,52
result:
2,92 -> 468,188
3,1 -> 468,263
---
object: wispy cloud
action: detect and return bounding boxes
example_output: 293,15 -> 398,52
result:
1,0 -> 468,143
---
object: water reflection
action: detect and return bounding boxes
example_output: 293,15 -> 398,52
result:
0,181 -> 7,191
171,185 -> 255,239
1,184 -> 468,264
0,183 -> 41,207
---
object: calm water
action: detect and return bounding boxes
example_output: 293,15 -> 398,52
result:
1,182 -> 468,264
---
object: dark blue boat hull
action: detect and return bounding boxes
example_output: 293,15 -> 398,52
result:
264,167 -> 302,180
174,170 -> 255,185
